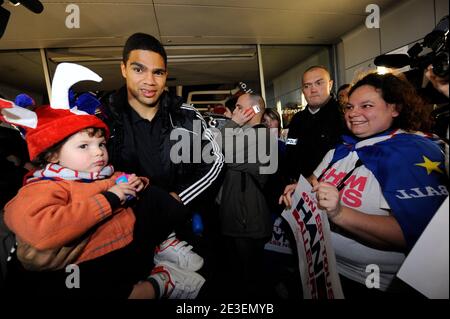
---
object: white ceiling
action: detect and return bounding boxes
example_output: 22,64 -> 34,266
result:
0,0 -> 399,95
0,0 -> 398,49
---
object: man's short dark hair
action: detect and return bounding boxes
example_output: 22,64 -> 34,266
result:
122,33 -> 168,67
303,65 -> 331,78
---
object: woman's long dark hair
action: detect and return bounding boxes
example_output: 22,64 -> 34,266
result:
263,108 -> 282,130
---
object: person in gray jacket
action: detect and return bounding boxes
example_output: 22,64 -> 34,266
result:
218,92 -> 276,298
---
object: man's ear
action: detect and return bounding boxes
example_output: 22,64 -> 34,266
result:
120,62 -> 127,79
329,80 -> 334,92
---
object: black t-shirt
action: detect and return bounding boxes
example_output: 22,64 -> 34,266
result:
121,107 -> 173,190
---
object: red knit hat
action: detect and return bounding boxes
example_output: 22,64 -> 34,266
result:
25,105 -> 109,161
0,63 -> 107,161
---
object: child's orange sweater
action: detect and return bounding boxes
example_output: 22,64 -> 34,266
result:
4,172 -> 141,264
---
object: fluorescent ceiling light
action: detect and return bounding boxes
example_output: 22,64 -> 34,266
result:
168,55 -> 255,63
49,56 -> 121,63
49,53 -> 255,64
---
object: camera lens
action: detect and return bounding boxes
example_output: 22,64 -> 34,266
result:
433,51 -> 449,78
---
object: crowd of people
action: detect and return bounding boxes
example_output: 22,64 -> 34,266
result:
0,29 -> 448,300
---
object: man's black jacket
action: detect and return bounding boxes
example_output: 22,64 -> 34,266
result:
103,87 -> 224,205
284,97 -> 346,181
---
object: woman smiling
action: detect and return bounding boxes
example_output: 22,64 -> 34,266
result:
280,73 -> 447,296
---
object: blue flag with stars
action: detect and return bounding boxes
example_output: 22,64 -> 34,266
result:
331,130 -> 448,250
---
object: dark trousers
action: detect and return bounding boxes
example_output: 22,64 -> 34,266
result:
132,186 -> 190,262
221,236 -> 270,299
5,186 -> 189,298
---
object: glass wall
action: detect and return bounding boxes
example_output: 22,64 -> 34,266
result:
0,49 -> 47,103
260,45 -> 332,128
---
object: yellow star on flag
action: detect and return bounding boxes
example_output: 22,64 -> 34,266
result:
415,156 -> 444,175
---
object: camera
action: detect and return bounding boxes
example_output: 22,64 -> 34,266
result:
408,17 -> 449,78
375,15 -> 449,80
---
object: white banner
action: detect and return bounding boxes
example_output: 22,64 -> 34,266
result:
281,176 -> 344,299
397,196 -> 449,299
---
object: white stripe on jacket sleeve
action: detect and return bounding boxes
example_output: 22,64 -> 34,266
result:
178,105 -> 224,204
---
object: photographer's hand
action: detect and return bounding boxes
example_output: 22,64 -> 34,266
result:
425,65 -> 449,98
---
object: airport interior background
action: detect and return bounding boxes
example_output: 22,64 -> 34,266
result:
0,0 -> 448,127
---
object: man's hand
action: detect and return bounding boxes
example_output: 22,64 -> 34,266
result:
231,107 -> 255,126
425,65 -> 449,98
127,174 -> 146,193
278,183 -> 298,209
169,192 -> 182,203
16,237 -> 89,271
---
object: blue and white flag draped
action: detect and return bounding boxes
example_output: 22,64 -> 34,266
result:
331,129 -> 448,249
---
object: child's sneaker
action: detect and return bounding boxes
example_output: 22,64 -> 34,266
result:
149,262 -> 205,299
154,236 -> 204,271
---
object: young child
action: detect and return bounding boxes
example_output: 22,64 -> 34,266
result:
1,102 -> 205,299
